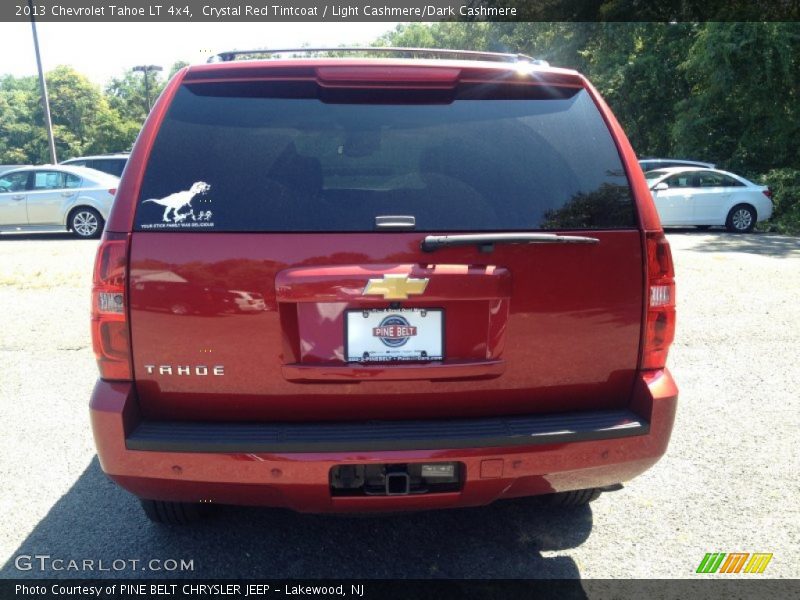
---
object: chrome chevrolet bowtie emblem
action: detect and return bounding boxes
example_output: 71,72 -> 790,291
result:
362,274 -> 429,300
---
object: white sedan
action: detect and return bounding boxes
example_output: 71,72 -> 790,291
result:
0,165 -> 119,238
646,167 -> 772,232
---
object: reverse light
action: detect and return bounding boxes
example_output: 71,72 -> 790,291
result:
97,292 -> 124,313
649,285 -> 671,308
91,232 -> 131,380
642,231 -> 676,370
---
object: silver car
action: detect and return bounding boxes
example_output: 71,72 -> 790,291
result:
0,165 -> 119,238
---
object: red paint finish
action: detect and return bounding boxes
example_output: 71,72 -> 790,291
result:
90,369 -> 677,512
316,66 -> 461,88
279,263 -> 509,373
281,360 -> 506,383
183,58 -> 584,87
128,230 -> 642,422
275,263 -> 511,302
480,459 -> 504,479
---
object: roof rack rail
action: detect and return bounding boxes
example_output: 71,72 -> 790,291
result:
207,47 -> 548,66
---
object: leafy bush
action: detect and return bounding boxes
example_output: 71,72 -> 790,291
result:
756,168 -> 800,234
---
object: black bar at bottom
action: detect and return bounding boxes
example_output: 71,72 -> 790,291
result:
126,410 -> 648,453
1,579 -> 795,600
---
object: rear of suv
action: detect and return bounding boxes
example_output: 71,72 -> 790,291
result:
90,49 -> 677,523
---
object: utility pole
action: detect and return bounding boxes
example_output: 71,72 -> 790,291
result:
133,64 -> 163,113
28,0 -> 57,164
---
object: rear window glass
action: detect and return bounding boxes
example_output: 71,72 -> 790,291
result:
95,159 -> 126,177
135,83 -> 635,232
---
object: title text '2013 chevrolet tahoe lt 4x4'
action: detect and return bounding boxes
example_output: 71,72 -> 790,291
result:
90,48 -> 677,524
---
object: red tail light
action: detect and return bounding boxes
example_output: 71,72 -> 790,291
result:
108,188 -> 117,196
642,231 -> 676,370
762,188 -> 772,199
91,232 -> 131,380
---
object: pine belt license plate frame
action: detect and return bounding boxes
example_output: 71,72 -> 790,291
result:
345,308 -> 444,363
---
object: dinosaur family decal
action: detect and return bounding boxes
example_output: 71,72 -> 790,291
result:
141,182 -> 212,224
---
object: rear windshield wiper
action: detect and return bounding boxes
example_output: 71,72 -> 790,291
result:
421,233 -> 600,252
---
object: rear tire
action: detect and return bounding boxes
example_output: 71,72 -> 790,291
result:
140,499 -> 209,524
69,207 -> 104,238
725,204 -> 756,233
546,488 -> 602,507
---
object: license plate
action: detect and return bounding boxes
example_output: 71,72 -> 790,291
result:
346,308 -> 443,363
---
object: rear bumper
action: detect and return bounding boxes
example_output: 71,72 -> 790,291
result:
756,196 -> 773,222
90,370 -> 677,513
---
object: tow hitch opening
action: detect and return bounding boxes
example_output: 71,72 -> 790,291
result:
386,471 -> 410,495
330,462 -> 462,497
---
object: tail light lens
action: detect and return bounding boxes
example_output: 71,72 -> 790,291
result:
642,231 -> 676,370
762,188 -> 772,200
91,232 -> 131,380
108,188 -> 117,196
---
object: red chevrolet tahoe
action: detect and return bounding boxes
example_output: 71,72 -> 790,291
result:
90,49 -> 677,524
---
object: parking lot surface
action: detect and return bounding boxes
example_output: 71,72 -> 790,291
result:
1,230 -> 798,579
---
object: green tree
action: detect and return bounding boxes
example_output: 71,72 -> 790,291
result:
0,74 -> 40,163
106,68 -> 166,124
0,67 -> 131,163
45,66 -> 130,160
672,22 -> 800,173
0,58 -> 190,163
579,23 -> 698,157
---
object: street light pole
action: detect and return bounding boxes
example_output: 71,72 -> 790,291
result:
132,64 -> 163,113
28,0 -> 57,164
143,69 -> 150,111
